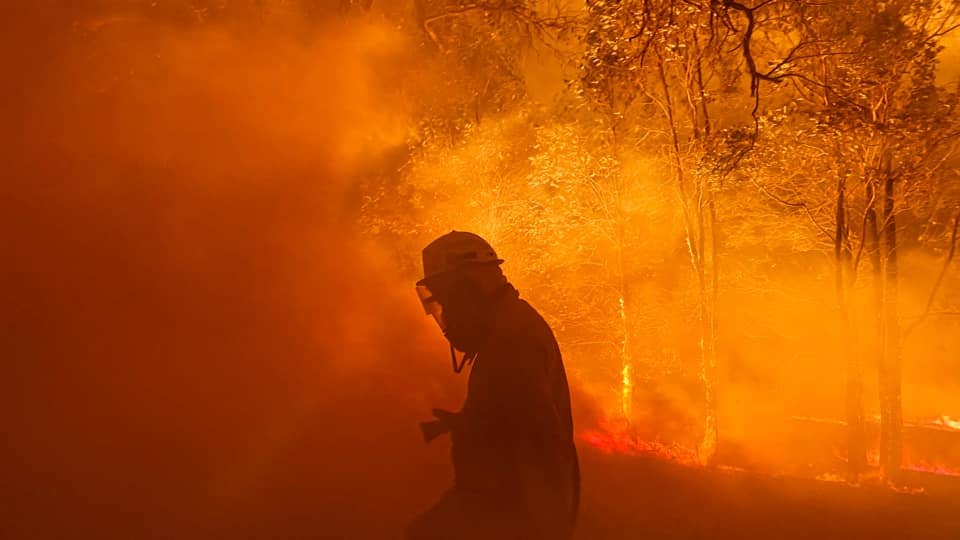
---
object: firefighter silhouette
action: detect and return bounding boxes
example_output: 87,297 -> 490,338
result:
408,231 -> 579,540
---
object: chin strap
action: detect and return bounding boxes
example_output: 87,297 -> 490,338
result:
450,342 -> 478,374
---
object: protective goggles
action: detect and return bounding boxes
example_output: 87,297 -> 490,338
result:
416,283 -> 446,331
416,283 -> 476,373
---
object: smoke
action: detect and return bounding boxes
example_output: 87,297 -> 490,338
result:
4,4 -> 958,538
0,5 -> 464,539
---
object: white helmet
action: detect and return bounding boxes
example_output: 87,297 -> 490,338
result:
415,231 -> 503,373
416,231 -> 503,286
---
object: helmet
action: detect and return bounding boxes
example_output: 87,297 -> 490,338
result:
416,231 -> 503,286
415,231 -> 503,374
415,229 -> 503,327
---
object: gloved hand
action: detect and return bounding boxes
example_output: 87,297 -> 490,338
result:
419,408 -> 460,443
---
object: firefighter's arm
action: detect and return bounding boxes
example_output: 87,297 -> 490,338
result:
419,408 -> 461,443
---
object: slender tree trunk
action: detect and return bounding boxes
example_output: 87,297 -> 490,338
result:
616,221 -> 633,423
693,166 -> 718,466
880,166 -> 903,482
655,55 -> 718,464
619,292 -> 632,423
697,44 -> 718,466
698,198 -> 719,465
865,180 -> 883,472
836,176 -> 866,481
607,131 -> 633,425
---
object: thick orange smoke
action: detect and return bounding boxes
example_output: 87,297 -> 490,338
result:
5,4 -> 960,539
0,5 -> 465,539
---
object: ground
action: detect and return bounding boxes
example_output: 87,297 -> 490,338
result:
576,446 -> 960,540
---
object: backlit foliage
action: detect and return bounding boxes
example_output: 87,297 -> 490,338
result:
355,0 -> 960,481
140,0 -> 960,482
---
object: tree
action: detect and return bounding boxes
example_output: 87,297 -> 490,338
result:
579,0 -> 790,464
359,0 -> 960,482
743,0 -> 960,482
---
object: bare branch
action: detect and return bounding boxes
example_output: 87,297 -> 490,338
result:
904,209 -> 960,338
748,175 -> 834,243
718,0 -> 784,96
850,184 -> 878,279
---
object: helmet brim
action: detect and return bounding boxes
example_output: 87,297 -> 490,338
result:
416,258 -> 504,286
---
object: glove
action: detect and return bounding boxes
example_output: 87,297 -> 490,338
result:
419,408 -> 460,444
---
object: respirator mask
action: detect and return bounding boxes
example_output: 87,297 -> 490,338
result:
416,280 -> 489,373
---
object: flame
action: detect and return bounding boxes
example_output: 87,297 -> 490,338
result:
930,415 -> 960,431
580,420 -> 697,465
618,294 -> 632,422
620,362 -> 632,422
586,414 -> 960,485
904,461 -> 960,477
815,472 -> 845,483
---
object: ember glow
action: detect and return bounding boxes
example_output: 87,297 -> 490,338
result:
580,420 -> 697,465
931,416 -> 960,431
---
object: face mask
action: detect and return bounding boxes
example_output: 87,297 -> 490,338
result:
416,277 -> 494,372
416,284 -> 445,331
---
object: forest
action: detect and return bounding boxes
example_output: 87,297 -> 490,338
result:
351,0 -> 960,485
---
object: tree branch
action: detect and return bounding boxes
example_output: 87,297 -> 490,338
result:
748,175 -> 834,242
904,209 -> 960,338
850,184 -> 878,280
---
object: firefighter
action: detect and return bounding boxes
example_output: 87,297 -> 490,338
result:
407,231 -> 579,540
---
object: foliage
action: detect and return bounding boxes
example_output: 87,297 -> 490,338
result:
353,0 -> 960,478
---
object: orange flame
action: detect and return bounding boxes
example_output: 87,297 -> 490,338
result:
580,420 -> 697,465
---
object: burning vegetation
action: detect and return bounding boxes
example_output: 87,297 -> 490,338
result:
358,0 -> 960,488
4,1 -> 960,538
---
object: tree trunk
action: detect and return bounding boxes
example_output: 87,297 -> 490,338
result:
655,54 -> 718,465
698,199 -> 719,466
865,180 -> 884,473
609,134 -> 633,425
617,234 -> 633,423
836,176 -> 866,481
880,166 -> 903,482
619,291 -> 633,423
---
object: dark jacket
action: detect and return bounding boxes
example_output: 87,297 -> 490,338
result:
450,285 -> 578,538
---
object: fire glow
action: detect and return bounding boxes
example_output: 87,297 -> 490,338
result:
10,3 -> 960,539
578,413 -> 960,484
580,421 -> 697,466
